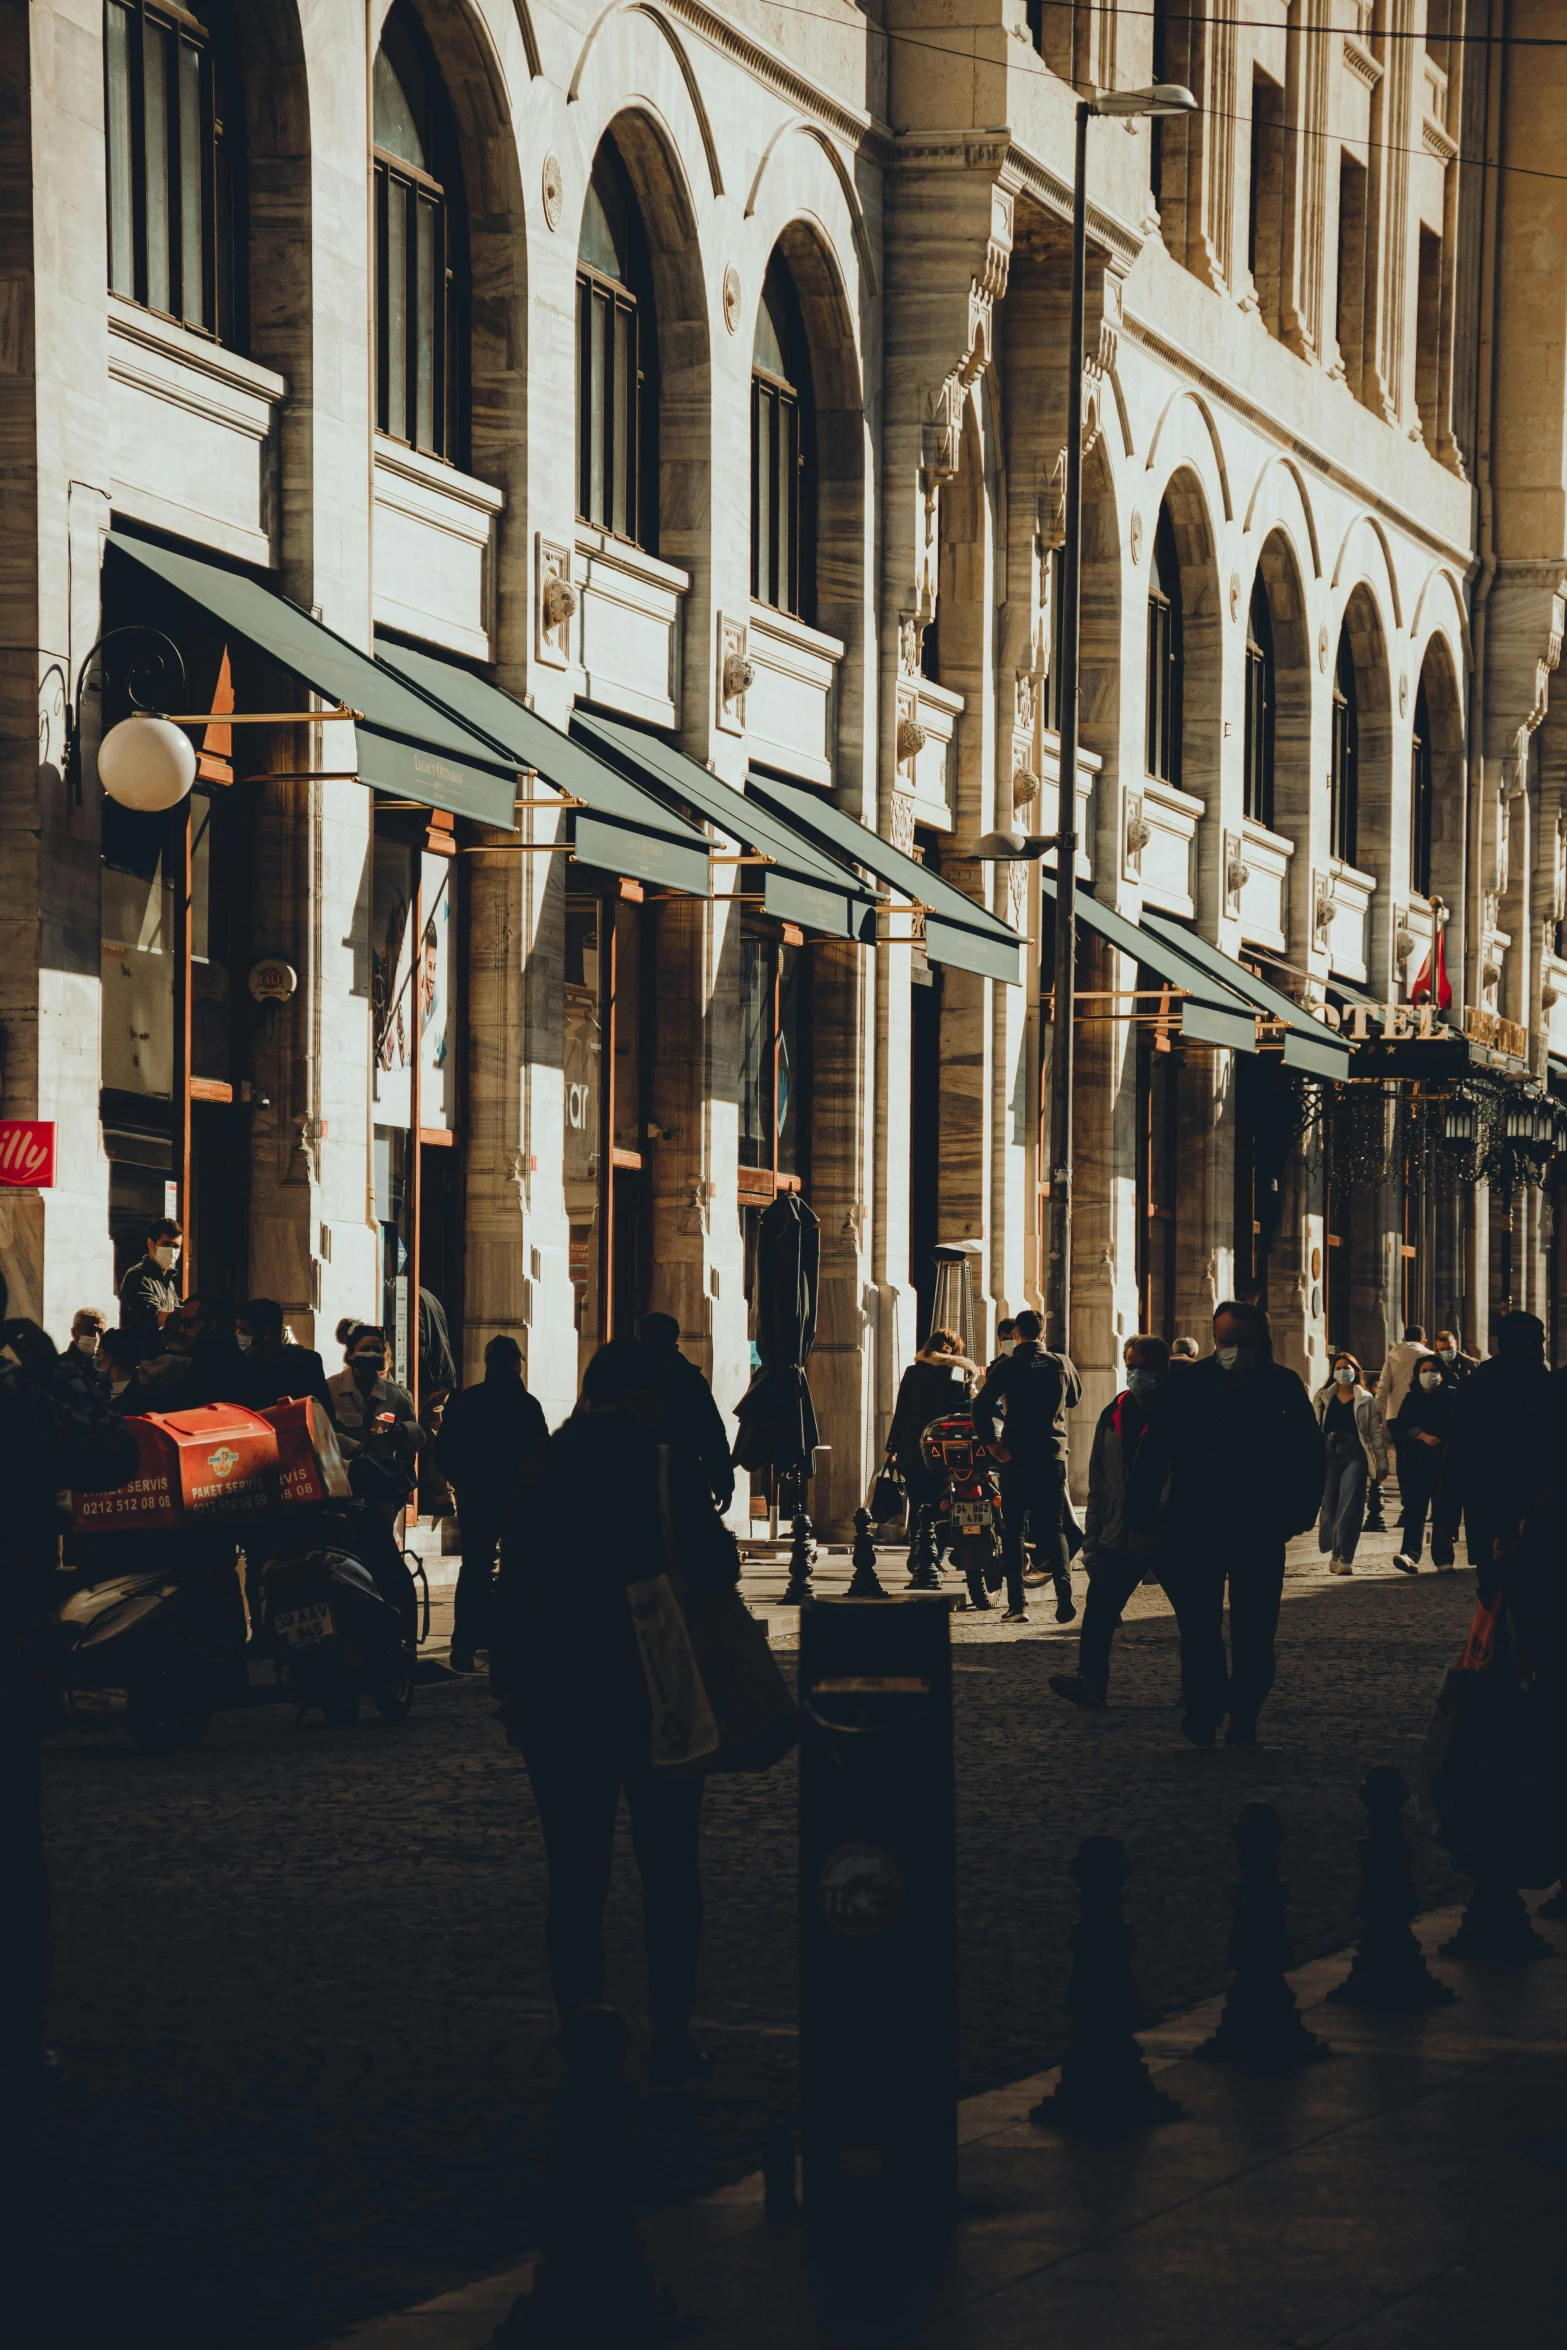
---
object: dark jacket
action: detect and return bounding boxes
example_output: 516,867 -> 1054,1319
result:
651,1346 -> 734,1508
1083,1388 -> 1157,1557
1437,1352 -> 1554,1546
1397,1376 -> 1453,1450
886,1348 -> 979,1478
117,1256 -> 179,1344
233,1343 -> 334,1417
0,1343 -> 139,1609
1127,1352 -> 1324,1547
970,1342 -> 1082,1466
490,1408 -> 739,1756
434,1371 -> 550,1510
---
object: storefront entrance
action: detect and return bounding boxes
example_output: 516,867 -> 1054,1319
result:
565,878 -> 655,1384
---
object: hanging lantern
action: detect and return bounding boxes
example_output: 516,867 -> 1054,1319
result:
97,715 -> 196,812
1442,1099 -> 1476,1146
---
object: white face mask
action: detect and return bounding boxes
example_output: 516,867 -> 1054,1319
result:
1436,1343 -> 1456,1360
153,1245 -> 178,1272
235,1332 -> 253,1353
1333,1365 -> 1355,1386
74,1333 -> 100,1359
1419,1370 -> 1443,1391
109,1376 -> 130,1399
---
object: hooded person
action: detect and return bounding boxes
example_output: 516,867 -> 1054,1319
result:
639,1311 -> 735,1513
1127,1300 -> 1324,1747
434,1334 -> 550,1672
490,1338 -> 740,2087
1438,1310 -> 1554,1604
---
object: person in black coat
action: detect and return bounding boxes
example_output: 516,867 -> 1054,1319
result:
1127,1301 -> 1323,1747
1437,1311 -> 1554,1603
884,1330 -> 978,1561
434,1335 -> 550,1672
970,1309 -> 1083,1621
1392,1357 -> 1456,1573
640,1312 -> 734,1512
233,1298 -> 334,1416
490,1338 -> 738,2085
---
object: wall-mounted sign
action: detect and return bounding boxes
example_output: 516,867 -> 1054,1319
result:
0,1120 -> 55,1188
249,959 -> 298,1003
1323,1001 -> 1452,1043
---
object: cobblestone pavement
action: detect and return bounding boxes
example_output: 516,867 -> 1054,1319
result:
39,1525 -> 1476,2350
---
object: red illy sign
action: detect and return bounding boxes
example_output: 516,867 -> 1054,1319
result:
0,1121 -> 55,1188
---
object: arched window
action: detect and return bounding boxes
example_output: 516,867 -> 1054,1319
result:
1243,576 -> 1275,828
1411,674 -> 1434,898
751,256 -> 815,621
1145,505 -> 1183,787
1331,629 -> 1359,866
577,145 -> 658,549
373,3 -> 466,462
105,0 -> 245,344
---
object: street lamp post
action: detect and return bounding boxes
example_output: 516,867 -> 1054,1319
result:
975,83 -> 1195,1358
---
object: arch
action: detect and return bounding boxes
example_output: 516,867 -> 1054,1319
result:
1144,387 -> 1234,523
1410,629 -> 1464,918
1077,431 -> 1124,780
1149,464 -> 1224,824
1408,560 -> 1473,678
1335,580 -> 1394,907
745,120 -> 877,298
1248,527 -> 1312,885
1330,511 -> 1404,631
760,222 -> 865,653
569,1 -> 724,197
1241,452 -> 1322,580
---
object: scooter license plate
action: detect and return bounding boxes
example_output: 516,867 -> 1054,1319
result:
274,1601 -> 335,1650
952,1501 -> 990,1534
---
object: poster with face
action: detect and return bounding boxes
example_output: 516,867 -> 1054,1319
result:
372,836 -> 414,1130
418,851 -> 455,1130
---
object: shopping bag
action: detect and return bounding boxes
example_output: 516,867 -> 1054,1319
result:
626,1574 -> 721,1771
678,1582 -> 798,1774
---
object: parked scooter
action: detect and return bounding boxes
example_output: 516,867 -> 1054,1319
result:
918,1411 -> 1004,1611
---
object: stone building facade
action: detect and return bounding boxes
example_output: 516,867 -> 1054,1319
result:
3,0 -> 1566,1515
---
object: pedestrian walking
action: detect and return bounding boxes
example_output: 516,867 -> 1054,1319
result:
490,1338 -> 737,2085
884,1328 -> 977,1568
1374,1322 -> 1433,1492
328,1324 -> 426,1525
1127,1301 -> 1323,1747
971,1308 -> 1082,1623
1437,1310 -> 1553,1604
1050,1334 -> 1170,1711
1392,1357 -> 1455,1573
116,1216 -> 182,1349
1432,1328 -> 1477,1383
639,1312 -> 735,1512
434,1335 -> 549,1673
1313,1353 -> 1388,1576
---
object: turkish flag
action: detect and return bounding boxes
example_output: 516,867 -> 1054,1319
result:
1410,929 -> 1452,1012
0,1120 -> 54,1188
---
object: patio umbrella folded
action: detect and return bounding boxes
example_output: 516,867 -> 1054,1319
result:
732,1192 -> 820,1482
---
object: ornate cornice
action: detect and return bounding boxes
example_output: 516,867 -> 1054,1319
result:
660,0 -> 885,155
1343,35 -> 1383,91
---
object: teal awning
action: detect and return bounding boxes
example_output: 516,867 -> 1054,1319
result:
1042,876 -> 1258,1054
105,534 -> 519,828
373,638 -> 712,898
746,770 -> 1023,987
1140,912 -> 1352,1076
575,714 -> 881,942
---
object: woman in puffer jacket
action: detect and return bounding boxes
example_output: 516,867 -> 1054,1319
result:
883,1330 -> 979,1559
1314,1351 -> 1389,1576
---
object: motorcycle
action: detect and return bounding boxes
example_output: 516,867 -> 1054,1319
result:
918,1411 -> 1004,1611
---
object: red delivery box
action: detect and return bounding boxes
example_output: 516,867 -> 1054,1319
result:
72,1403 -> 279,1533
259,1396 -> 352,1506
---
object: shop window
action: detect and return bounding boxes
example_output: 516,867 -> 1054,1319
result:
1135,1017 -> 1178,1339
1410,676 -> 1434,899
751,254 -> 816,622
1331,628 -> 1359,866
1145,504 -> 1183,788
373,1 -> 467,462
104,0 -> 246,344
564,882 -> 654,1375
738,925 -> 807,1198
577,143 -> 658,548
1243,576 -> 1275,829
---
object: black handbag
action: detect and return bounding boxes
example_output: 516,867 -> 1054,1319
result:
869,1463 -> 905,1525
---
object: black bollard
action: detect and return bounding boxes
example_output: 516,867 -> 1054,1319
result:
846,1506 -> 887,1600
1328,1767 -> 1455,2012
494,2007 -> 677,2347
1441,1871 -> 1555,1965
780,1478 -> 818,1607
1194,1804 -> 1330,2074
906,1501 -> 942,1591
1029,1837 -> 1181,2141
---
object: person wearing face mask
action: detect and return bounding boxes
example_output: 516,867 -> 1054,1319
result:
328,1324 -> 426,1524
1050,1335 -> 1171,1710
1373,1322 -> 1434,1493
1392,1357 -> 1456,1573
232,1297 -> 333,1416
98,1326 -> 142,1407
1313,1353 -> 1388,1576
68,1309 -> 108,1390
1432,1328 -> 1477,1384
1126,1301 -> 1324,1747
116,1217 -> 182,1351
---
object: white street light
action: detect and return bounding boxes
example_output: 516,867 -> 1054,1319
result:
97,714 -> 197,812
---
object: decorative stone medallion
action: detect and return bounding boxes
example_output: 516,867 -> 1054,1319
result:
1129,510 -> 1144,564
1318,623 -> 1330,672
541,154 -> 563,231
722,264 -> 742,335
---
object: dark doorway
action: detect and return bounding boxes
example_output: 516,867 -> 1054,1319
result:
909,961 -> 943,1341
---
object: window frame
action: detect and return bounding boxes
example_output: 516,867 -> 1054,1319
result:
104,0 -> 243,344
1145,506 -> 1183,789
1331,631 -> 1360,868
750,259 -> 816,623
737,919 -> 809,1203
1243,577 -> 1276,830
1410,676 -> 1434,900
372,10 -> 466,467
575,147 -> 658,552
